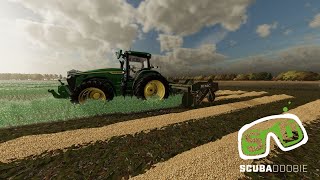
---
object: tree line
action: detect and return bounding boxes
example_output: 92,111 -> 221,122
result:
169,71 -> 320,81
0,73 -> 64,80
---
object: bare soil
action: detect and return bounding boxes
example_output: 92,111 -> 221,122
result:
132,100 -> 320,180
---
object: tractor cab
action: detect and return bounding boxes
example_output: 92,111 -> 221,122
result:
117,50 -> 152,78
116,50 -> 166,98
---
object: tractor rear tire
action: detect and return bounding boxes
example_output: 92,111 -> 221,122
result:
71,79 -> 114,104
134,74 -> 169,100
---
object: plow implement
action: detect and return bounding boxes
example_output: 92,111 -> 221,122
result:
170,80 -> 219,107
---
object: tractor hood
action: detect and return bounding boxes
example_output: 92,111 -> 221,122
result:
81,68 -> 123,74
68,68 -> 123,76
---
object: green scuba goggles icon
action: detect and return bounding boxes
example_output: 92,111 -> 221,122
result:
238,114 -> 308,160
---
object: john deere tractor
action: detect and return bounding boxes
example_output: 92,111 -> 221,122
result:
48,50 -> 170,103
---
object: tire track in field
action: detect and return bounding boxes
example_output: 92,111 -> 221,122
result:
0,94 -> 291,163
204,91 -> 266,103
132,100 -> 320,180
215,91 -> 266,101
216,90 -> 247,96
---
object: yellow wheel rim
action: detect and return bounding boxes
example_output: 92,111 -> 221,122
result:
78,87 -> 106,104
144,80 -> 166,100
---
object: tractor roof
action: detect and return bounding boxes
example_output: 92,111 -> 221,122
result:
125,50 -> 152,59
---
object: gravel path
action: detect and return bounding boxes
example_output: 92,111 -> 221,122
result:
132,99 -> 320,180
0,94 -> 290,163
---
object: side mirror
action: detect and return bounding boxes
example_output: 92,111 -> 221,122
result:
116,50 -> 123,59
120,60 -> 124,70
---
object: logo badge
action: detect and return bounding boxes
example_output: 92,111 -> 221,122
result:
238,113 -> 308,160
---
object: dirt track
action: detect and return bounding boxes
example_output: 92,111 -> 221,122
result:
0,93 -> 291,163
132,100 -> 320,180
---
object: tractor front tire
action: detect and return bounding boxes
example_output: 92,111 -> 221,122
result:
71,79 -> 114,104
134,74 -> 169,100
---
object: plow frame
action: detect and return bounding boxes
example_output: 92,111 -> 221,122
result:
170,79 -> 219,107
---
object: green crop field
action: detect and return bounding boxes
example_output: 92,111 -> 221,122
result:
0,80 -> 181,128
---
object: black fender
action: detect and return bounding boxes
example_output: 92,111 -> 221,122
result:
81,77 -> 117,96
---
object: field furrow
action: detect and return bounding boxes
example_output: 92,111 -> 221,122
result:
203,91 -> 266,103
0,94 -> 292,163
216,90 -> 247,96
215,91 -> 266,101
132,100 -> 320,180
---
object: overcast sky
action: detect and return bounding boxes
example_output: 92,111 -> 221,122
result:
0,0 -> 319,76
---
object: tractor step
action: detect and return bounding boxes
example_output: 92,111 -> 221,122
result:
170,80 -> 219,107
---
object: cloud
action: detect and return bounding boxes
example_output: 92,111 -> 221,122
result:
4,0 -> 316,77
18,20 -> 105,52
228,40 -> 238,47
0,18 -> 35,73
309,13 -> 320,28
256,22 -> 278,38
9,0 -> 139,74
223,45 -> 320,74
198,29 -> 229,46
152,44 -> 226,76
303,33 -> 320,44
13,0 -> 139,47
138,0 -> 254,36
158,34 -> 183,52
283,29 -> 292,35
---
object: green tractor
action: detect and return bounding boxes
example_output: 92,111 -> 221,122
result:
49,50 -> 219,107
48,50 -> 170,104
